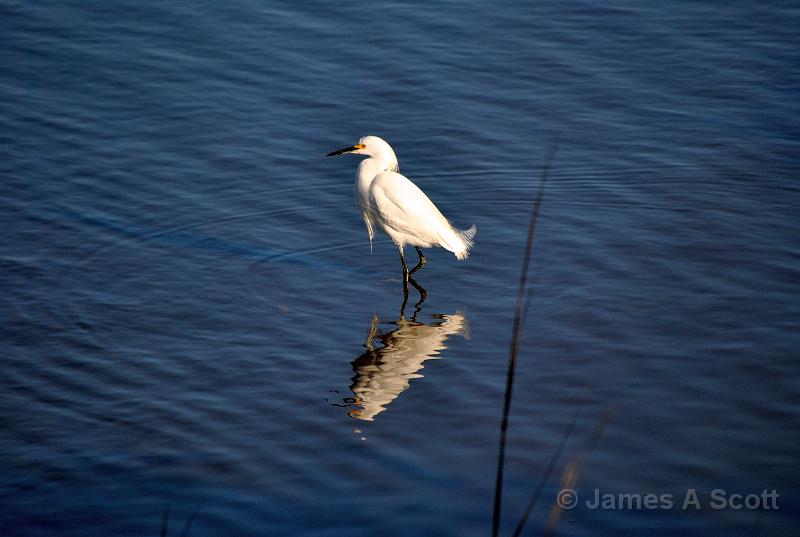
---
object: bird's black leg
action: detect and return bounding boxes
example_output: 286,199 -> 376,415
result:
399,248 -> 409,318
399,289 -> 409,319
398,248 -> 410,294
408,276 -> 427,319
410,247 -> 427,275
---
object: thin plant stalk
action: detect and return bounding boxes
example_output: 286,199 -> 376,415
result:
510,381 -> 591,537
491,135 -> 560,537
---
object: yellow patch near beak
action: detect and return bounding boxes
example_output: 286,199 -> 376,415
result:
354,144 -> 366,149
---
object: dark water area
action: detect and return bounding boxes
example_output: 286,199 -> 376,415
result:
2,1 -> 799,535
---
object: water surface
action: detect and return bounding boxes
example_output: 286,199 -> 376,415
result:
2,1 -> 799,535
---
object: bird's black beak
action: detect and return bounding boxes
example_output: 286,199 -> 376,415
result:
326,143 -> 365,157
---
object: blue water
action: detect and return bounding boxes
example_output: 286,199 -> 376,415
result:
2,1 -> 799,535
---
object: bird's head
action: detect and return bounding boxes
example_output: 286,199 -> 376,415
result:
326,135 -> 399,171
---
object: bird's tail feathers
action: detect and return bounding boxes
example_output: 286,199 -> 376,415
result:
450,224 -> 477,260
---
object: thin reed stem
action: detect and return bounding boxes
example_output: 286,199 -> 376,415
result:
511,380 -> 591,537
491,135 -> 560,537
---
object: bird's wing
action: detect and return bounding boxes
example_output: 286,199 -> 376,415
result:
369,171 -> 450,239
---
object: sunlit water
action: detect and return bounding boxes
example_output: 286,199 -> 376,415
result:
2,1 -> 799,536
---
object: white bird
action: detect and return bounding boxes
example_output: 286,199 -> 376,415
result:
327,136 -> 476,286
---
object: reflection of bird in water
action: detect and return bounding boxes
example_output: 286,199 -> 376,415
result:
345,310 -> 469,421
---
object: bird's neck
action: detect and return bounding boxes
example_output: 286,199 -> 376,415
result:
356,155 -> 398,195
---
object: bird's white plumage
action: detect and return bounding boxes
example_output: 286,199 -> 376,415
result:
370,171 -> 472,258
333,135 -> 475,261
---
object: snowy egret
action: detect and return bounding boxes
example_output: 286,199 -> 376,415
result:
327,136 -> 476,288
